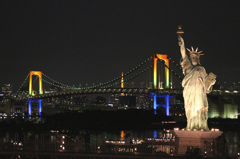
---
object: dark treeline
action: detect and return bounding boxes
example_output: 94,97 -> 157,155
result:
0,110 -> 176,133
0,110 -> 239,134
44,109 -> 175,130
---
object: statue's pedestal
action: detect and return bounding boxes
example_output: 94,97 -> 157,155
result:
172,130 -> 222,156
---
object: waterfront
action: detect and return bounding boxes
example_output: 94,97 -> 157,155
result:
0,117 -> 239,158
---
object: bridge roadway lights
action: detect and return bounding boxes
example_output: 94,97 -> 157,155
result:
27,98 -> 42,116
151,93 -> 170,116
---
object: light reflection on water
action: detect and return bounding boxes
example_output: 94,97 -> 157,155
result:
0,129 -> 238,157
224,131 -> 239,156
0,117 -> 239,157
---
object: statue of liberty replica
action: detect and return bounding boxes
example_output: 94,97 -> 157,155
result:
177,26 -> 216,131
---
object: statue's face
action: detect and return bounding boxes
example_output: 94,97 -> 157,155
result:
190,54 -> 198,65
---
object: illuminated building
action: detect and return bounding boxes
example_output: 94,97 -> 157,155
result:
208,96 -> 238,119
1,84 -> 12,96
0,84 -> 12,115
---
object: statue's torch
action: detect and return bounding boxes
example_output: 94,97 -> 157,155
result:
176,25 -> 184,46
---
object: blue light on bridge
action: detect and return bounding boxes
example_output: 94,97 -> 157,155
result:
38,99 -> 42,116
152,93 -> 170,116
165,95 -> 170,116
28,101 -> 31,116
153,94 -> 157,115
153,130 -> 157,138
27,99 -> 42,116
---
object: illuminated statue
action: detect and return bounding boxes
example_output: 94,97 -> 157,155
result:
178,35 -> 216,131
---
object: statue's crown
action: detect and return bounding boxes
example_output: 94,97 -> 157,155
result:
187,46 -> 204,56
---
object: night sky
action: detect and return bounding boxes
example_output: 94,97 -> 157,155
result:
1,1 -> 240,91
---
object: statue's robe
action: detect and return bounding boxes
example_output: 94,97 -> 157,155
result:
181,57 -> 209,131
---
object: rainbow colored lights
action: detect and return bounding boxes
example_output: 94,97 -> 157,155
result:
29,71 -> 43,95
153,54 -> 169,89
28,71 -> 43,116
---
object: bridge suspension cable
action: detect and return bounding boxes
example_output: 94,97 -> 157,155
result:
102,65 -> 153,88
40,56 -> 153,90
41,78 -> 81,91
41,78 -> 66,89
87,56 -> 153,89
159,58 -> 183,80
42,73 -> 77,89
168,57 -> 182,71
14,73 -> 30,97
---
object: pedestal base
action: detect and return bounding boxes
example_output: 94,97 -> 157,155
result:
172,130 -> 222,157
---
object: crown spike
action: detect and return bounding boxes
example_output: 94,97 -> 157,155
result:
196,47 -> 198,52
187,48 -> 190,52
191,46 -> 194,51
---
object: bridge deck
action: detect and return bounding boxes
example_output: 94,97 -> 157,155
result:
13,88 -> 240,101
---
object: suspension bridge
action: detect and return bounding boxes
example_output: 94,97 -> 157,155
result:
11,53 -> 240,116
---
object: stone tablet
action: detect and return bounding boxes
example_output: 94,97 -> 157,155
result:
205,72 -> 216,91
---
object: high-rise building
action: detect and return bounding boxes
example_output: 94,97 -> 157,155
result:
1,84 -> 12,96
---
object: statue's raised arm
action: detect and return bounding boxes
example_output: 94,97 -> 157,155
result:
178,36 -> 187,60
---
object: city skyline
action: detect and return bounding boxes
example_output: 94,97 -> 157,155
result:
1,1 -> 240,91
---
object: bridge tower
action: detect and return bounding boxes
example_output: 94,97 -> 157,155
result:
28,71 -> 43,116
29,71 -> 43,95
152,54 -> 170,115
153,54 -> 169,89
